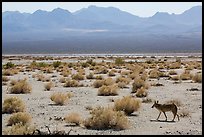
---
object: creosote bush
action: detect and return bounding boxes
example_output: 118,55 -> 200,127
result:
65,112 -> 82,126
71,73 -> 84,80
136,87 -> 148,97
132,78 -> 148,93
192,73 -> 202,83
114,96 -> 141,115
9,79 -> 32,94
50,92 -> 71,105
3,123 -> 36,135
98,85 -> 118,96
7,112 -> 32,126
64,79 -> 79,87
2,97 -> 25,114
84,107 -> 129,130
44,82 -> 53,91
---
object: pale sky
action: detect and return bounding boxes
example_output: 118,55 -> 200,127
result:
2,2 -> 202,17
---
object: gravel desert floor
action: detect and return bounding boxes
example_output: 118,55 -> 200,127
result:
2,54 -> 202,135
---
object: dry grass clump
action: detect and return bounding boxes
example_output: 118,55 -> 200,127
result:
44,82 -> 53,91
192,73 -> 202,83
104,78 -> 115,86
168,62 -> 181,69
71,73 -> 85,80
7,112 -> 32,126
59,77 -> 66,83
169,70 -> 177,75
86,72 -> 95,79
65,112 -> 82,126
180,70 -> 193,80
95,75 -> 104,80
114,96 -> 141,115
50,92 -> 71,105
132,77 -> 149,93
98,85 -> 118,96
63,79 -> 79,87
93,80 -> 105,88
165,99 -> 182,107
149,69 -> 160,79
136,87 -> 148,97
171,75 -> 180,81
2,76 -> 10,82
108,70 -> 116,76
60,70 -> 71,77
84,107 -> 129,130
2,97 -> 25,114
3,123 -> 36,135
9,79 -> 32,94
35,74 -> 50,82
3,69 -> 14,76
116,77 -> 130,84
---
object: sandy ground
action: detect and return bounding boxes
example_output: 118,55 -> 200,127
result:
2,56 -> 202,135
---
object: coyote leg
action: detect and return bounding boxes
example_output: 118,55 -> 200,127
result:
156,112 -> 161,120
163,112 -> 167,121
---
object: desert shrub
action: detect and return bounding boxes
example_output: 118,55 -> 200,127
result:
86,59 -> 96,66
132,78 -> 148,93
104,78 -> 115,86
168,62 -> 181,69
2,76 -> 10,82
96,67 -> 108,74
114,96 -> 141,115
98,85 -> 118,96
2,97 -> 25,114
3,69 -> 14,76
86,73 -> 94,79
43,67 -> 53,73
117,82 -> 127,88
84,107 -> 129,130
115,58 -> 125,65
65,112 -> 81,126
95,75 -> 103,80
116,77 -> 130,84
192,73 -> 202,83
7,112 -> 32,126
37,62 -> 48,68
81,62 -> 89,68
3,123 -> 36,135
171,75 -> 180,81
71,73 -> 84,80
93,80 -> 105,88
60,70 -> 71,77
59,77 -> 66,83
108,70 -> 116,76
169,70 -> 177,75
44,82 -> 53,91
136,87 -> 148,97
53,61 -> 61,68
180,70 -> 193,80
165,99 -> 182,107
50,92 -> 70,105
3,62 -> 15,69
64,79 -> 79,87
149,69 -> 160,79
10,79 -> 32,94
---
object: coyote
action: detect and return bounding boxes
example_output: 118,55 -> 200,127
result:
151,100 -> 179,121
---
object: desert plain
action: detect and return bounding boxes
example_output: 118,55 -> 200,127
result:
2,54 -> 202,135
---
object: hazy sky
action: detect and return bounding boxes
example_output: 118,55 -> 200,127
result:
2,2 -> 202,17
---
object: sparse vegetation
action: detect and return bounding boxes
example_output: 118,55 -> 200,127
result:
2,97 -> 25,114
50,92 -> 71,105
65,112 -> 82,126
64,79 -> 79,87
84,107 -> 129,130
7,112 -> 32,126
9,79 -> 32,94
44,82 -> 53,91
114,96 -> 141,115
192,73 -> 202,83
71,73 -> 85,80
98,85 -> 118,96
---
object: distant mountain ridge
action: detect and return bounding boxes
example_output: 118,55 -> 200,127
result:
2,5 -> 202,54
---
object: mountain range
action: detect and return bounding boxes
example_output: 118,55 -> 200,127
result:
2,5 -> 202,54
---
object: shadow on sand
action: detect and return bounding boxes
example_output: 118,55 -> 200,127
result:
150,119 -> 176,123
